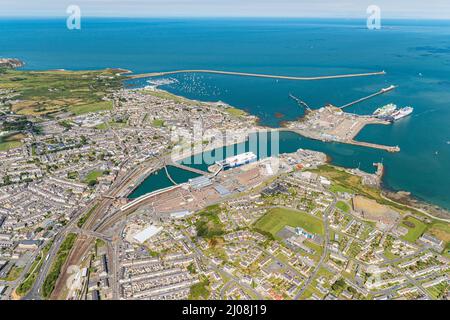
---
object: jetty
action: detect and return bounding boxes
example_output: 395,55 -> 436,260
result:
289,93 -> 311,111
347,140 -> 400,153
128,69 -> 386,81
340,85 -> 397,109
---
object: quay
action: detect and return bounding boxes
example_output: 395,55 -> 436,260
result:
347,140 -> 400,152
277,128 -> 400,153
128,69 -> 386,81
374,162 -> 384,178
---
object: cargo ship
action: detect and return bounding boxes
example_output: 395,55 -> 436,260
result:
216,152 -> 257,169
391,106 -> 414,121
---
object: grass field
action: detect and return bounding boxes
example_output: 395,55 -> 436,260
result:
195,204 -> 225,238
309,165 -> 434,219
0,69 -> 122,116
383,248 -> 399,260
310,165 -> 374,198
401,216 -> 428,243
224,107 -> 248,117
152,119 -> 165,127
95,120 -> 128,130
426,282 -> 448,299
428,223 -> 450,257
254,207 -> 324,238
69,101 -> 113,115
330,184 -> 355,194
428,222 -> 450,243
0,133 -> 24,151
336,201 -> 350,213
189,278 -> 210,300
84,170 -> 103,186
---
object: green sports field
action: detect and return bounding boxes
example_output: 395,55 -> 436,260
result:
401,216 -> 428,243
254,207 -> 324,238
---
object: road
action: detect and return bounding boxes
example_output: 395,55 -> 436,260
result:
294,192 -> 336,299
23,200 -> 100,301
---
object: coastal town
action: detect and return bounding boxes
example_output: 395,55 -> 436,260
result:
0,64 -> 449,301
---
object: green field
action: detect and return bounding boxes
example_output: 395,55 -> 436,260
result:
254,207 -> 324,238
189,279 -> 210,300
42,233 -> 77,299
336,201 -> 350,213
428,222 -> 450,251
95,119 -> 127,130
401,216 -> 428,243
426,282 -> 448,299
383,248 -> 399,260
69,101 -> 113,115
195,204 -> 225,238
0,133 -> 24,151
310,165 -> 372,198
224,107 -> 248,117
309,165 -> 433,219
84,170 -> 103,186
330,184 -> 355,194
0,69 -> 123,116
152,119 -> 165,127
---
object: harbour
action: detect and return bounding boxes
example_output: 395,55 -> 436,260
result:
4,18 -> 450,210
129,130 -> 398,200
1,14 -> 450,304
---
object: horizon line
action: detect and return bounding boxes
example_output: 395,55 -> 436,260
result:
0,15 -> 449,21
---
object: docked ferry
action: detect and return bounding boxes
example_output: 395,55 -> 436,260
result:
373,103 -> 397,117
391,107 -> 414,121
216,152 -> 257,169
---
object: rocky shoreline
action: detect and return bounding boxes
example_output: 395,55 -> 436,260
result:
0,58 -> 24,69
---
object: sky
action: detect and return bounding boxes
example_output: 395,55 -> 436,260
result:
0,0 -> 449,19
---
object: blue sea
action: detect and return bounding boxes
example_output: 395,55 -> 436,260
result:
1,18 -> 449,209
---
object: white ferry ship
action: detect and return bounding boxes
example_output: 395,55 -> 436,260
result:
391,107 -> 414,121
373,103 -> 397,117
216,152 -> 257,169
